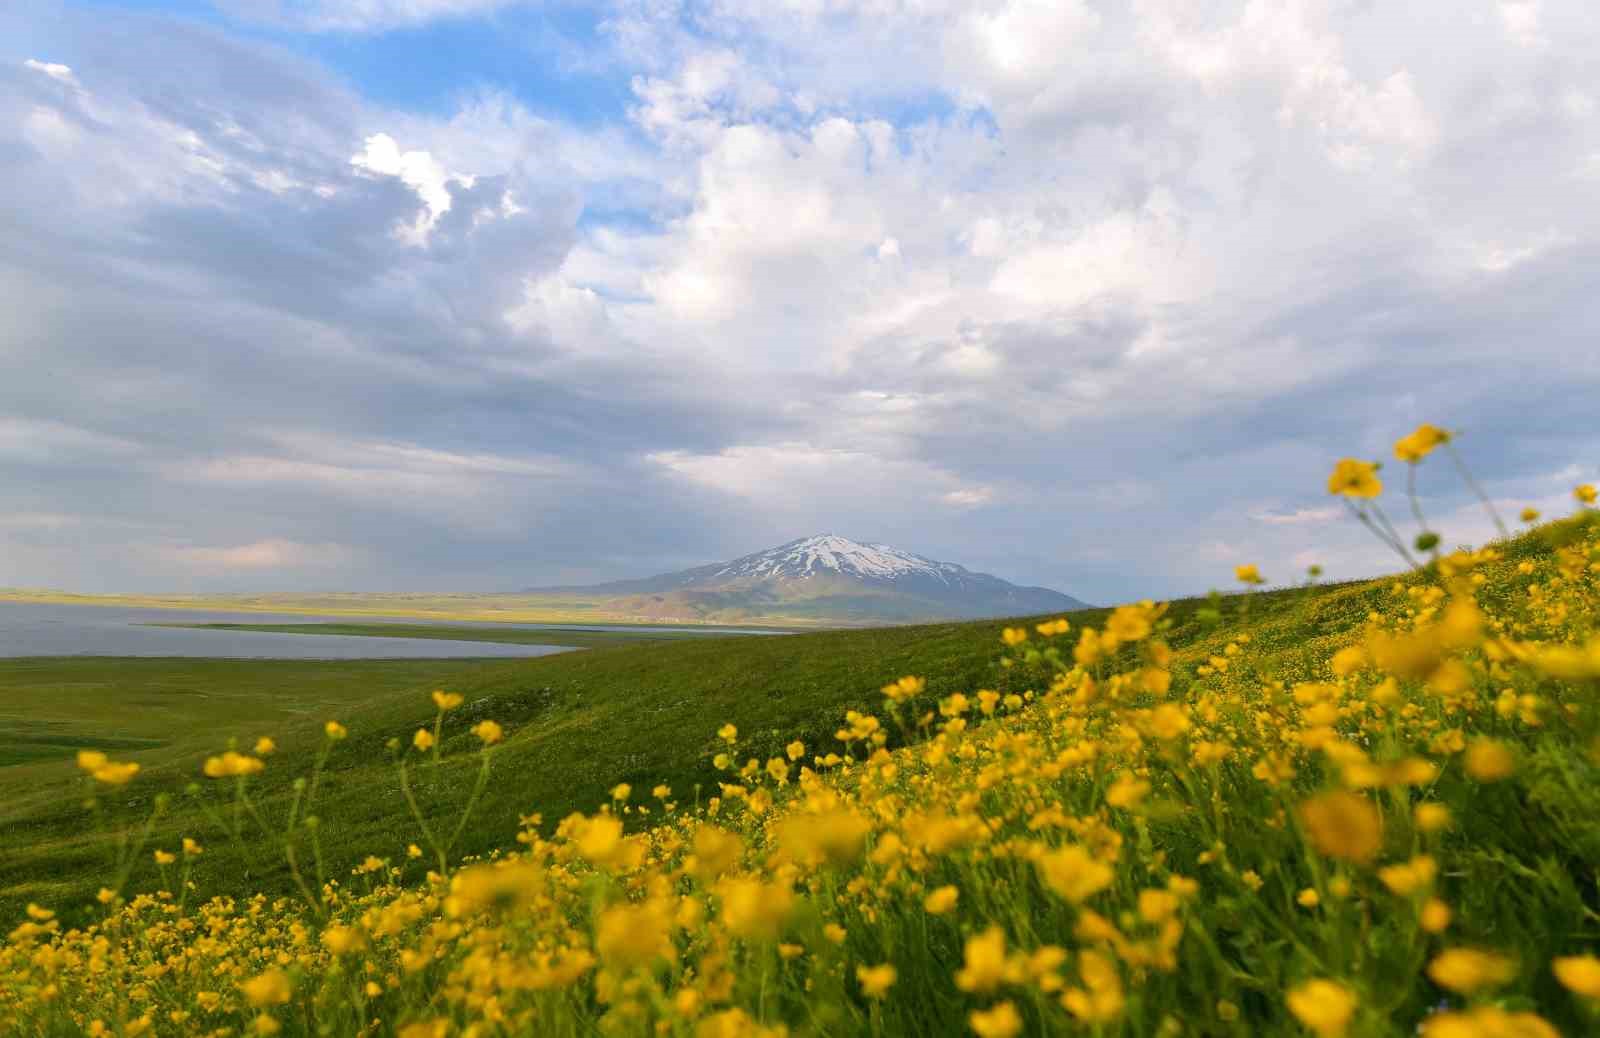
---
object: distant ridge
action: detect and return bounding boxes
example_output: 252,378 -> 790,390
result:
529,534 -> 1090,624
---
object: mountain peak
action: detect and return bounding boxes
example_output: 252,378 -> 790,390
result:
532,535 -> 1091,623
717,534 -> 966,583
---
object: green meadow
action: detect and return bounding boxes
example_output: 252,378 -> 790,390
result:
0,582 -> 1351,923
6,516 -> 1600,1037
0,615 -> 1034,918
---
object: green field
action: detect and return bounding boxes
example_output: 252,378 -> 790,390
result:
0,582 -> 1354,922
0,615 -> 1050,918
150,621 -> 756,648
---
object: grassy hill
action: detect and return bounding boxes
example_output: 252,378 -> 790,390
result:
1,576 -> 1359,921
5,515 -> 1599,1036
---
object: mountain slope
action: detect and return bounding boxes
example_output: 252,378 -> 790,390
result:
533,534 -> 1090,623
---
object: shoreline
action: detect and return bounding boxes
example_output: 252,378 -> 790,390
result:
0,591 -> 825,631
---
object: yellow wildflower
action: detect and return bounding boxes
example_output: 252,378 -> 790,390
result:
203,751 -> 264,778
444,861 -> 543,916
596,898 -> 675,970
240,969 -> 292,1007
968,1002 -> 1023,1038
954,926 -> 1009,993
1286,979 -> 1358,1037
472,720 -> 503,745
1105,603 -> 1154,641
1419,1008 -> 1558,1038
1061,949 -> 1124,1023
1427,948 -> 1516,994
1328,459 -> 1383,498
1414,803 -> 1452,833
397,1022 -> 449,1038
1463,739 -> 1515,782
431,690 -> 463,710
1137,888 -> 1180,924
412,728 -> 434,751
856,963 -> 897,999
715,876 -> 793,941
321,926 -> 367,955
776,809 -> 871,867
1235,564 -> 1265,585
1378,855 -> 1437,897
924,885 -> 960,915
1105,774 -> 1150,809
1394,424 -> 1451,463
1553,954 -> 1600,998
1299,791 -> 1382,865
1036,845 -> 1114,903
90,761 -> 140,786
324,721 -> 347,741
689,824 -> 743,881
1421,898 -> 1452,934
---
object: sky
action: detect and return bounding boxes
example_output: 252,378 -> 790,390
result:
3,0 -> 1598,603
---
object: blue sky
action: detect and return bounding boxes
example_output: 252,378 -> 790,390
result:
3,0 -> 1599,601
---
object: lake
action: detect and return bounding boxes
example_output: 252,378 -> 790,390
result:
0,601 -> 585,659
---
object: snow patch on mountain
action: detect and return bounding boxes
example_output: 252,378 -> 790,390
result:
712,534 -> 966,583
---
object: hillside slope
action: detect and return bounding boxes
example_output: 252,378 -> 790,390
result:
10,517 -> 1600,1037
7,573 -> 1336,917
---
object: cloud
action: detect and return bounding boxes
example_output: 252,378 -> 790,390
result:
1250,507 -> 1343,526
160,538 -> 357,571
0,419 -> 146,465
942,487 -> 994,508
23,59 -> 77,85
2,2 -> 1599,602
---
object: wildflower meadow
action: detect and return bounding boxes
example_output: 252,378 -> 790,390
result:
5,426 -> 1600,1037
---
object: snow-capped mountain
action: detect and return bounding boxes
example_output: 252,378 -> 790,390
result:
535,535 -> 1090,624
708,535 -> 971,583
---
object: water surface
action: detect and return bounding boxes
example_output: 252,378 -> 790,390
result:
0,601 -> 579,659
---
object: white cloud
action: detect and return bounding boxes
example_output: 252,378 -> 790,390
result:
942,487 -> 994,507
350,132 -> 469,242
23,59 -> 78,85
647,443 -> 986,517
7,0 -> 1600,598
1499,1 -> 1545,48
